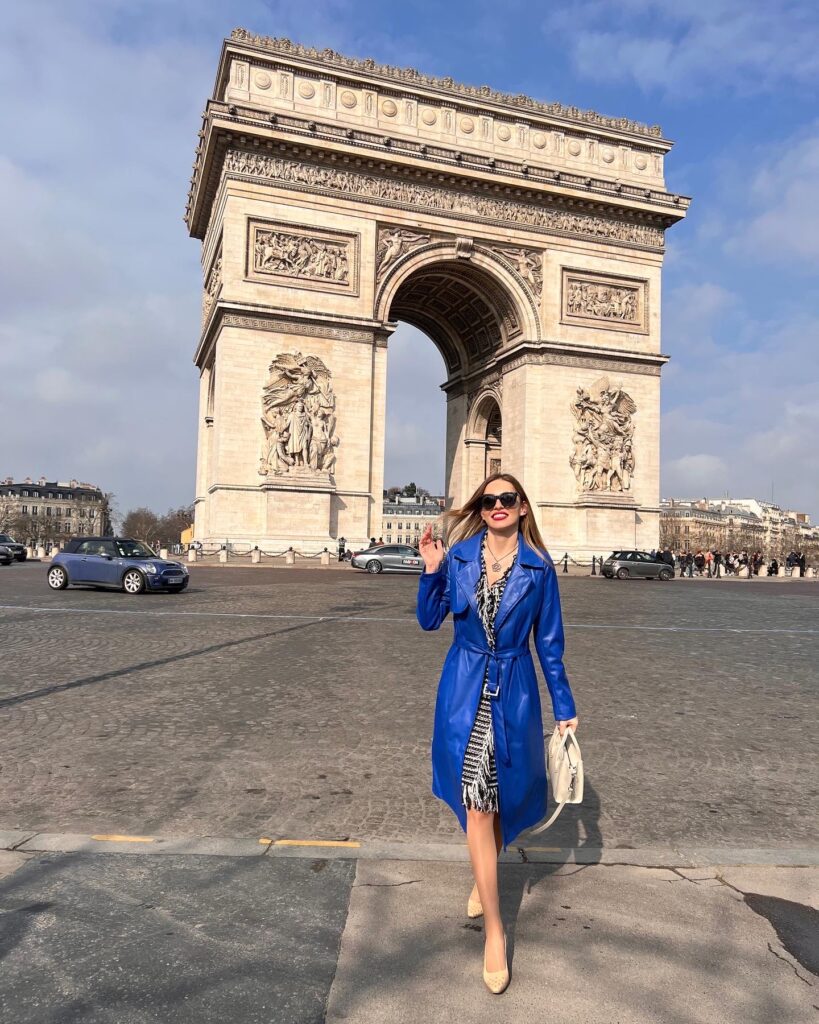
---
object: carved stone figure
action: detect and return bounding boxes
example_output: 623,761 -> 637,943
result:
258,351 -> 339,479
496,247 -> 543,298
376,227 -> 430,278
567,280 -> 639,322
253,227 -> 349,284
202,255 -> 222,324
569,377 -> 637,493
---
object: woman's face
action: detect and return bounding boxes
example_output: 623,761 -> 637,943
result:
479,479 -> 528,533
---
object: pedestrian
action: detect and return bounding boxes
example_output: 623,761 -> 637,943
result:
417,472 -> 578,995
705,549 -> 713,578
369,536 -> 376,547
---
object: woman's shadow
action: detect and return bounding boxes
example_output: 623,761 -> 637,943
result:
494,775 -> 603,967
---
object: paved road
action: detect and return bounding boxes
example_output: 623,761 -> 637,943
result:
0,563 -> 817,849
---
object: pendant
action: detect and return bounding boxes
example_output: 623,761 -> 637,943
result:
491,559 -> 501,572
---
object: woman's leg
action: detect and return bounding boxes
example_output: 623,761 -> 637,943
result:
466,808 -> 506,971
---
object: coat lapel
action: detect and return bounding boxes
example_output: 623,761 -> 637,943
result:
452,528 -> 541,633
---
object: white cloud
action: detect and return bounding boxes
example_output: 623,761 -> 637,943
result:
544,0 -> 819,94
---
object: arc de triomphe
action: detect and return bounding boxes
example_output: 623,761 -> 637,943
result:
186,29 -> 689,556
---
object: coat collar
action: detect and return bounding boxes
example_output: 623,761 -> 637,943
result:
451,527 -> 545,569
451,528 -> 544,632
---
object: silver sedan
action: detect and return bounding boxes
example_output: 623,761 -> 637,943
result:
350,544 -> 424,574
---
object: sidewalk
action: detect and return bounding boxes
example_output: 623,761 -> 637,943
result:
1,838 -> 815,1023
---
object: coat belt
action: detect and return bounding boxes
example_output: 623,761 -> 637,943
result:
453,639 -> 530,767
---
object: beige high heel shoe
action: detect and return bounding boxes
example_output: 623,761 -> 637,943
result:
483,931 -> 509,994
467,884 -> 483,919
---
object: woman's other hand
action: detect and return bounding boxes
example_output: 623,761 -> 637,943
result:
558,717 -> 579,737
419,524 -> 445,573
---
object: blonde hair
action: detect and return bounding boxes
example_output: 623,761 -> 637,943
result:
439,472 -> 550,558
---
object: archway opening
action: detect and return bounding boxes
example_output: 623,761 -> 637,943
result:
382,258 -> 517,543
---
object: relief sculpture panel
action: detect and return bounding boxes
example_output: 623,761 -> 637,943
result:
562,269 -> 648,333
570,377 -> 636,494
258,351 -> 339,483
247,219 -> 360,295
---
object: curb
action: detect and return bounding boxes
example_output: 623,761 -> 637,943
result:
2,830 -> 816,868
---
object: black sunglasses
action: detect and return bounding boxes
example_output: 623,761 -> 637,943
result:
480,491 -> 520,511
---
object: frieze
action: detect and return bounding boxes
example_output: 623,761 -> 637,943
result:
247,218 -> 360,294
562,268 -> 648,334
224,149 -> 665,251
229,28 -> 663,139
500,350 -> 662,377
220,311 -> 374,342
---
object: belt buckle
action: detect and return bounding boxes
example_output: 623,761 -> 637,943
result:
484,682 -> 500,699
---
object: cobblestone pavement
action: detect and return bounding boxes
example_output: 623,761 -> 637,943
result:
1,563 -> 817,848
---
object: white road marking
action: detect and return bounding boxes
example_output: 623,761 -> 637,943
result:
0,604 -> 816,635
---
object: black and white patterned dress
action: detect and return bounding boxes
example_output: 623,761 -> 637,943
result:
460,532 -> 517,813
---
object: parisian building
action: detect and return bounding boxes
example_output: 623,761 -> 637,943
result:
381,493 -> 446,547
660,497 -> 817,554
0,477 -> 111,543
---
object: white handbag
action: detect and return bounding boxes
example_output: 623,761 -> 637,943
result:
530,725 -> 584,833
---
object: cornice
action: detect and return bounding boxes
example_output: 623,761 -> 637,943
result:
185,104 -> 690,233
227,28 -> 665,142
194,301 -> 388,368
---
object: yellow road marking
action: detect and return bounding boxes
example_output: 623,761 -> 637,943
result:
91,834 -> 155,843
260,838 -> 361,848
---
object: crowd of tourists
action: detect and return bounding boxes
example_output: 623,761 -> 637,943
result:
652,548 -> 810,577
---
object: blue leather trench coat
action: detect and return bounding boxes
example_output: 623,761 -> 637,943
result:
416,527 -> 577,848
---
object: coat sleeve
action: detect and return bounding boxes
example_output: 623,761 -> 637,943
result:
533,560 -> 577,721
416,552 -> 451,631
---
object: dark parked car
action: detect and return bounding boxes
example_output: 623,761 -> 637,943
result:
350,543 -> 424,574
47,537 -> 189,594
0,544 -> 13,566
0,533 -> 27,561
602,550 -> 675,581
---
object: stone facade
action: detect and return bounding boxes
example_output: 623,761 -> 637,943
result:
186,29 -> 689,556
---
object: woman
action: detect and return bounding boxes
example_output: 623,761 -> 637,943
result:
417,472 -> 579,994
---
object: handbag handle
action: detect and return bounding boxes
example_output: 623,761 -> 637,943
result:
529,726 -> 580,835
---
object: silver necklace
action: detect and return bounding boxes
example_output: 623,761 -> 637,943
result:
485,538 -> 516,573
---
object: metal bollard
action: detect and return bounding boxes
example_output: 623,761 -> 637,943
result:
562,553 -> 569,573
591,555 -> 597,576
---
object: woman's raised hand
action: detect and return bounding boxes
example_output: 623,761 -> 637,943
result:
419,524 -> 445,573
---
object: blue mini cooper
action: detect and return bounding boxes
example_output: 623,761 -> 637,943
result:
47,537 -> 189,595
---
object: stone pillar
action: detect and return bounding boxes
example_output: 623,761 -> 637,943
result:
738,565 -> 749,577
806,567 -> 815,578
777,566 -> 786,577
188,548 -> 197,563
160,548 -> 169,560
251,548 -> 261,564
285,549 -> 296,565
717,564 -> 725,577
320,550 -> 331,566
218,548 -> 228,563
36,546 -> 46,559
27,546 -> 36,559
792,566 -> 801,578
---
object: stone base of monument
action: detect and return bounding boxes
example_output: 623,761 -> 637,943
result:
285,550 -> 296,565
188,549 -> 197,563
320,551 -> 330,565
251,548 -> 262,564
218,549 -> 228,563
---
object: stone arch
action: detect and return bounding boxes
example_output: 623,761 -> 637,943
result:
375,240 -> 540,370
466,388 -> 503,481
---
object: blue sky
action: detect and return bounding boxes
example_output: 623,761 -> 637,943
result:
1,0 -> 817,520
